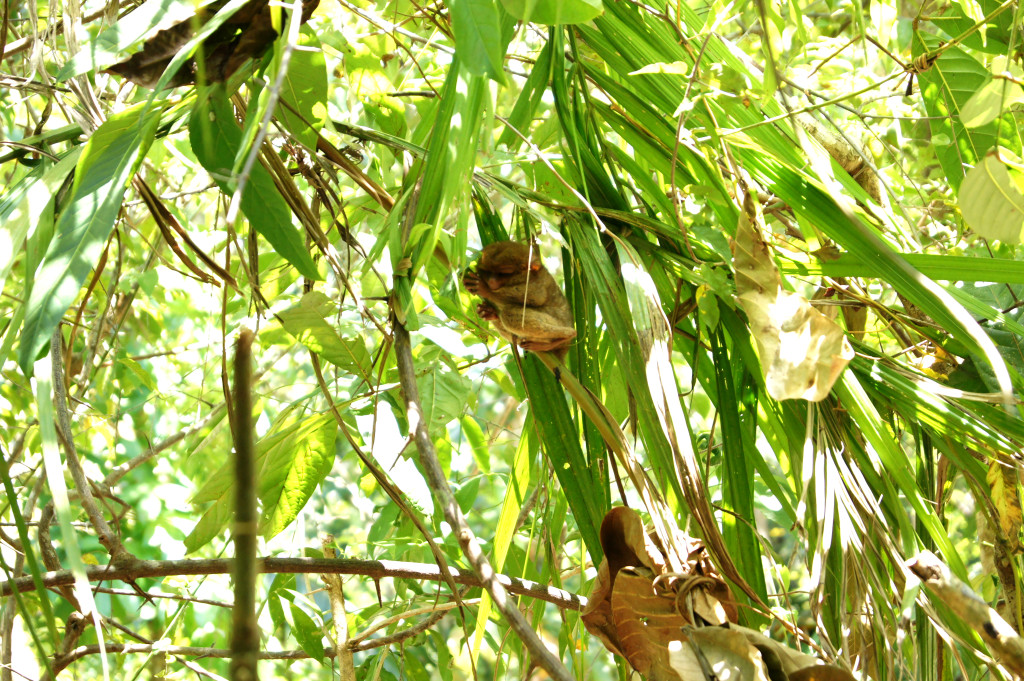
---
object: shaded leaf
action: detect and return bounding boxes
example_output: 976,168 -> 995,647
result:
290,602 -> 325,663
275,27 -> 329,148
416,360 -> 470,436
183,495 -> 232,553
19,103 -> 162,374
449,0 -> 509,83
189,87 -> 320,280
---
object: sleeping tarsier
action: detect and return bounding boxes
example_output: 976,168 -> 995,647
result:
463,241 -> 577,359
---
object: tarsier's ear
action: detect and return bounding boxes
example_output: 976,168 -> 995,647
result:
529,261 -> 542,271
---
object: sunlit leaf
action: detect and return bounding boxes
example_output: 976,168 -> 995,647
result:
259,412 -> 337,539
498,0 -> 602,24
275,291 -> 372,380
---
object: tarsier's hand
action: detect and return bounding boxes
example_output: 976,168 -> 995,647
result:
476,302 -> 499,321
462,269 -> 484,296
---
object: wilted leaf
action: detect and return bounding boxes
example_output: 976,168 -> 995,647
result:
613,568 -> 687,680
583,508 -> 738,680
732,204 -> 853,401
960,150 -> 1024,243
667,626 -> 771,681
106,0 -> 320,87
987,452 -> 1023,538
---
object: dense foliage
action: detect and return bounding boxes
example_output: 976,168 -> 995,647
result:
4,0 -> 1024,678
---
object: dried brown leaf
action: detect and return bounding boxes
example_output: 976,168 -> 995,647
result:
732,201 -> 853,402
106,0 -> 319,88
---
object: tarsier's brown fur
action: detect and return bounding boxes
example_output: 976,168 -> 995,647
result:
463,241 -> 577,359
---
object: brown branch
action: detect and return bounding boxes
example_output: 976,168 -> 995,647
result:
0,557 -> 587,611
50,331 -> 134,566
908,551 -> 1024,675
230,329 -> 258,681
320,536 -> 354,680
54,633 -> 447,675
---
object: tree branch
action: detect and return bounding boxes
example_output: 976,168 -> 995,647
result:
392,323 -> 575,681
0,556 -> 587,611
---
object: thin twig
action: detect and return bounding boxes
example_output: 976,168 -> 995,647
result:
392,323 -> 575,681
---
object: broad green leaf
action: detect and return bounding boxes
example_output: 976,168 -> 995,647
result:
189,86 -> 320,280
183,495 -> 232,553
961,77 -> 1024,128
498,0 -> 602,25
416,361 -> 470,436
259,412 -> 337,539
267,573 -> 296,633
290,602 -> 326,663
18,103 -> 162,374
274,291 -> 372,381
926,0 -> 1013,55
912,32 -> 1015,191
188,408 -> 335,548
275,27 -> 329,149
960,151 -> 1024,243
449,0 -> 509,83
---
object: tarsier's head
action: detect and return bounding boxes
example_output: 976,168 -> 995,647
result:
477,241 -> 543,291
478,241 -> 542,273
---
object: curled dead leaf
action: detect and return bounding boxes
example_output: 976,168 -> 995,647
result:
584,508 -> 855,681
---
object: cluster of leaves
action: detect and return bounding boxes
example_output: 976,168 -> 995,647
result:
4,0 -> 1024,678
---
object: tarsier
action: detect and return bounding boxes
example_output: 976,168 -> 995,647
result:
463,241 -> 577,359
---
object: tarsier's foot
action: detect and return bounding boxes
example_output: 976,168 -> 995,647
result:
476,303 -> 499,321
463,269 -> 482,295
519,338 -> 570,352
